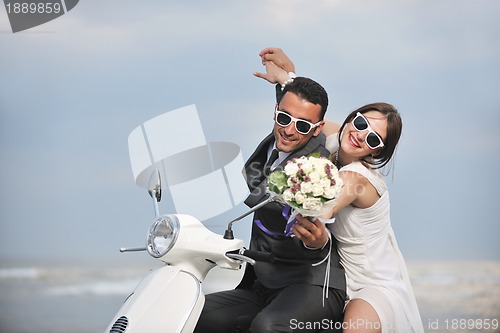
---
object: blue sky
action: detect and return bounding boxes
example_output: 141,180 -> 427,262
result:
1,0 -> 499,263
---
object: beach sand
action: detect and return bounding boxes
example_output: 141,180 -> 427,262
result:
408,261 -> 500,333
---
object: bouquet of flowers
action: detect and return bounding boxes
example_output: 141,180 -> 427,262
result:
268,155 -> 343,220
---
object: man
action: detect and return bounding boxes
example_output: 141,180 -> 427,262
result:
195,73 -> 346,333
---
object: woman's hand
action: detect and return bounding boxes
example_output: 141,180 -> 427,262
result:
259,47 -> 296,73
253,60 -> 290,84
292,214 -> 329,249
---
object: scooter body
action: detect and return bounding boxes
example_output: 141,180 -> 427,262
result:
106,214 -> 245,333
107,266 -> 202,333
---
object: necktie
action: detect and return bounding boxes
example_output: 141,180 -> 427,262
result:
264,149 -> 279,176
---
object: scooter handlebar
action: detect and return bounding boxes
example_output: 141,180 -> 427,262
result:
227,248 -> 275,264
242,249 -> 275,263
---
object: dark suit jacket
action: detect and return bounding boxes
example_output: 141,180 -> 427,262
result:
239,132 -> 346,292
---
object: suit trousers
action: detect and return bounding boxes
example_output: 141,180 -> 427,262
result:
194,280 -> 345,333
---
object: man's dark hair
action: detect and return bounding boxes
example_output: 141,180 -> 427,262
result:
278,77 -> 329,119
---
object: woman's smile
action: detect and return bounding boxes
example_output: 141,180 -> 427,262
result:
348,133 -> 361,148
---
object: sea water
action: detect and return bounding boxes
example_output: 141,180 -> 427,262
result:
0,259 -> 499,333
0,257 -> 243,333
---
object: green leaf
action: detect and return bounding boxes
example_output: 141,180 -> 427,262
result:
308,152 -> 321,158
267,170 -> 287,194
268,182 -> 282,195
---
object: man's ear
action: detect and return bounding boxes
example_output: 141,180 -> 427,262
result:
272,103 -> 278,120
312,121 -> 325,137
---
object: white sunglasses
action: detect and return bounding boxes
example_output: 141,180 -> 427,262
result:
274,109 -> 321,135
351,112 -> 385,149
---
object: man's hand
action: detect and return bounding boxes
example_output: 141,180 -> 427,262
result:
292,214 -> 329,249
259,47 -> 296,73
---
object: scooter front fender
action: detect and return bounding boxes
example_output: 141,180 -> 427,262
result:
106,265 -> 203,333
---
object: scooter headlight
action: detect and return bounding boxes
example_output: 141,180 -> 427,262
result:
147,214 -> 180,258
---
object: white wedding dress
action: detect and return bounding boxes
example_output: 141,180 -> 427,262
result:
326,135 -> 424,332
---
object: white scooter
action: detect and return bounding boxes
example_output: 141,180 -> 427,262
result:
105,169 -> 275,333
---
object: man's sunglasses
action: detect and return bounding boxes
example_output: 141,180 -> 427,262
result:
352,112 -> 385,149
274,109 -> 321,135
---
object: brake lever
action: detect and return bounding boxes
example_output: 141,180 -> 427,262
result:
226,253 -> 256,266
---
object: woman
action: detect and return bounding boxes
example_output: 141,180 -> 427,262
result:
256,48 -> 424,333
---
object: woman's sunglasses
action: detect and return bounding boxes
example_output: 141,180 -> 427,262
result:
274,109 -> 321,135
352,112 -> 385,149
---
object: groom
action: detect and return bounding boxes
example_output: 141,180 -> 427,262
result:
195,76 -> 346,333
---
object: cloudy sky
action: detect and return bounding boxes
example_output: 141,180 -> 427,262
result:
1,0 -> 499,264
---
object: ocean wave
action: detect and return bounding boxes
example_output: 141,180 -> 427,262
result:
0,267 -> 39,279
408,261 -> 500,286
44,278 -> 140,296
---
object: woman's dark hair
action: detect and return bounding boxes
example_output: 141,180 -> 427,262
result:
338,102 -> 402,169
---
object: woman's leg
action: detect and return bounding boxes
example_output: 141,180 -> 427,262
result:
343,298 -> 381,333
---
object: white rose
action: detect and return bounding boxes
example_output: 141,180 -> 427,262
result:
317,164 -> 327,177
284,162 -> 299,176
329,167 -> 340,179
319,177 -> 331,188
312,183 -> 324,197
324,181 -> 343,199
300,181 -> 313,194
294,192 -> 306,205
282,189 -> 294,202
300,160 -> 313,174
302,197 -> 322,210
315,157 -> 327,168
308,171 -> 321,184
323,187 -> 337,199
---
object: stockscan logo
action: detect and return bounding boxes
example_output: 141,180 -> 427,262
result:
4,0 -> 79,33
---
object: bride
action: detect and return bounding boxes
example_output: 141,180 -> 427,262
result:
255,48 -> 424,333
